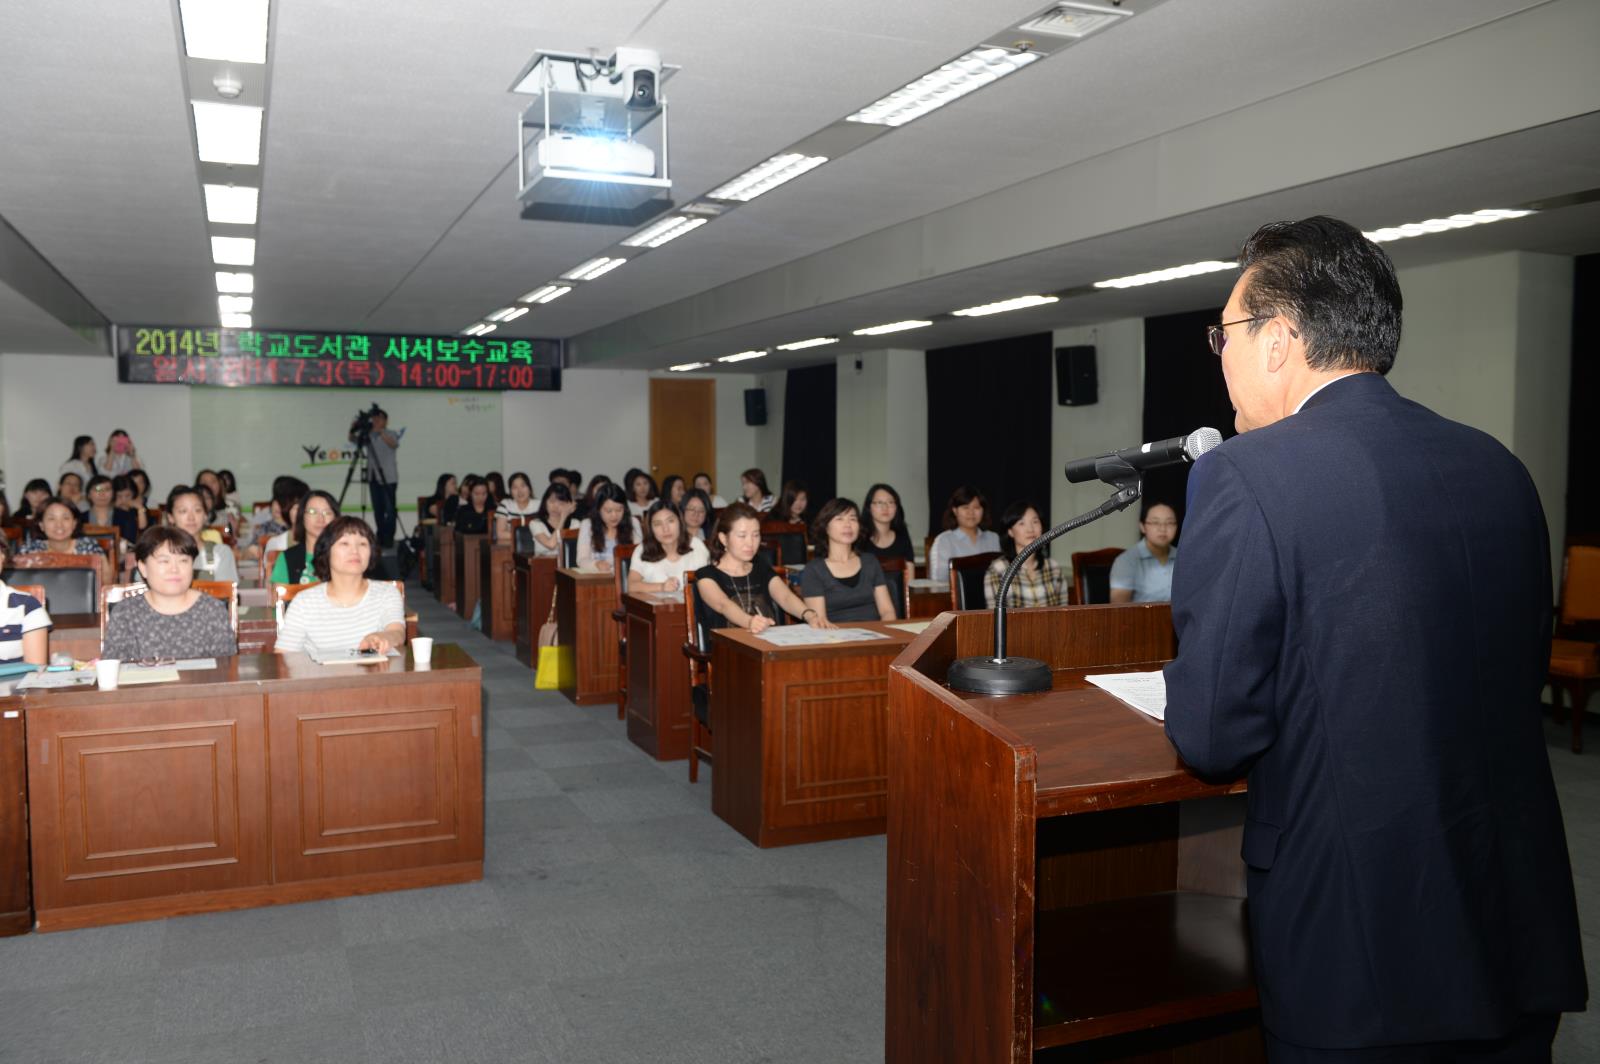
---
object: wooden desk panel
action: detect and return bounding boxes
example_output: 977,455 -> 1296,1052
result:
455,533 -> 488,622
480,540 -> 516,641
907,579 -> 947,619
1,697 -> 30,935
624,592 -> 690,760
555,568 -> 618,705
710,623 -> 916,847
49,613 -> 99,661
513,553 -> 557,669
438,527 -> 458,608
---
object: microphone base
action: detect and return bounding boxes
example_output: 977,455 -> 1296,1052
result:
947,656 -> 1053,696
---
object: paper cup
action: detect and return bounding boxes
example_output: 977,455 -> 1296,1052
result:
411,637 -> 434,665
96,659 -> 122,691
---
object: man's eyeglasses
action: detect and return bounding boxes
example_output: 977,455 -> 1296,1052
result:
1206,316 -> 1298,356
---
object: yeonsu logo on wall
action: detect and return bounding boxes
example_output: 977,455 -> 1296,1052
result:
300,442 -> 365,469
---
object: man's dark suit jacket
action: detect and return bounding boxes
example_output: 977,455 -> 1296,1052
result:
1164,372 -> 1586,1050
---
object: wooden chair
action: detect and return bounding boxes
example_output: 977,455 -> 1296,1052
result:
261,547 -> 282,588
760,521 -> 808,567
7,553 -> 100,613
1070,547 -> 1125,605
205,524 -> 237,549
101,580 -> 239,643
682,574 -> 713,783
948,552 -> 1001,610
1550,542 -> 1600,753
81,525 -> 119,574
560,527 -> 579,567
612,543 -> 637,721
879,555 -> 912,620
922,534 -> 937,579
1,527 -> 22,546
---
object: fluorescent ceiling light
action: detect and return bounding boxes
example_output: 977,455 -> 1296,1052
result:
1018,3 -> 1132,40
179,0 -> 269,63
668,361 -> 711,372
853,320 -> 932,336
463,322 -> 497,336
621,215 -> 709,248
1093,260 -> 1237,289
519,284 -> 571,304
203,183 -> 258,224
847,47 -> 1039,128
215,271 -> 253,294
951,294 -> 1059,317
218,295 -> 253,314
486,306 -> 528,323
220,312 -> 252,328
191,102 -> 263,165
561,256 -> 627,281
707,153 -> 828,202
211,235 -> 256,265
717,350 -> 767,363
1363,208 -> 1534,244
775,337 -> 839,351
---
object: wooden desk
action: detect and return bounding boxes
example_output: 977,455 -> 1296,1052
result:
48,612 -> 100,660
22,647 -> 484,932
0,695 -> 28,935
437,526 -> 458,608
710,621 -> 917,847
555,567 -> 618,705
455,532 -> 489,622
907,578 -> 946,619
886,605 -> 1257,1063
513,553 -> 557,668
624,591 -> 690,760
479,539 -> 516,641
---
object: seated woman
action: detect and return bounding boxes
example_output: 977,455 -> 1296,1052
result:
166,485 -> 241,584
859,482 -> 915,563
276,517 -> 405,655
102,527 -> 238,661
485,472 -> 507,509
800,498 -> 896,624
927,485 -> 1000,579
58,471 -> 89,514
106,476 -> 147,545
577,474 -> 612,521
101,429 -> 141,478
983,500 -> 1066,609
244,476 -> 305,560
128,469 -> 152,510
770,480 -> 809,524
452,475 -> 493,535
19,497 -> 114,588
629,500 -> 709,593
494,471 -> 540,542
738,468 -> 775,512
692,472 -> 728,509
59,435 -> 98,482
0,536 -> 50,664
527,482 -> 578,556
624,469 -> 659,520
694,502 -> 828,636
269,490 -> 336,584
680,488 -> 712,542
660,475 -> 687,509
1108,501 -> 1179,603
14,478 -> 52,522
426,473 -> 458,522
576,483 -> 641,571
195,469 -> 239,526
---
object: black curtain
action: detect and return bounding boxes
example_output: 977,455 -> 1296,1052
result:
1567,254 -> 1598,541
925,333 -> 1053,540
1142,307 -> 1237,524
780,364 -> 836,505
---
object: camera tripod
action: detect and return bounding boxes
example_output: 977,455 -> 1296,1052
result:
337,427 -> 409,549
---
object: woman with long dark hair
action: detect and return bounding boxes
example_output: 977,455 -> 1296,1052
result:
927,485 -> 999,580
429,473 -> 458,522
576,482 -> 640,570
624,468 -> 659,520
628,500 -> 708,593
452,475 -> 493,535
859,482 -> 914,563
60,435 -> 97,481
738,468 -> 774,512
771,480 -> 809,524
270,489 -> 338,584
983,500 -> 1066,609
692,502 -> 824,635
528,482 -> 579,556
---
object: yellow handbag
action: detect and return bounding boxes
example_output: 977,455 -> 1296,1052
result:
532,591 -> 572,690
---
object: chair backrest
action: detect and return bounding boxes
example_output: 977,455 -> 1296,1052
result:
923,534 -> 937,576
275,578 -> 404,627
1559,543 -> 1600,629
193,579 -> 240,632
760,521 -> 808,566
560,527 -> 579,567
949,551 -> 1001,610
513,525 -> 536,554
205,524 -> 237,548
1,526 -> 22,545
879,555 -> 911,620
261,547 -> 282,588
614,543 -> 637,606
1070,547 -> 1125,606
80,527 -> 118,570
10,583 -> 46,608
6,554 -> 100,613
683,572 -> 711,655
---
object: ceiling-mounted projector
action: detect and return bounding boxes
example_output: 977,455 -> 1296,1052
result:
538,133 -> 656,178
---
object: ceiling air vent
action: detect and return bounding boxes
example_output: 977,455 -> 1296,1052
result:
1017,2 -> 1133,40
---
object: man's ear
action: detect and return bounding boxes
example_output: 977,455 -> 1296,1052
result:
1264,317 -> 1295,374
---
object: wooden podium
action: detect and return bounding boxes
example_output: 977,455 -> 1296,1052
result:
887,604 -> 1260,1063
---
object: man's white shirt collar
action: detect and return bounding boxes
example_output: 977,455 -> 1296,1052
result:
1292,373 -> 1362,415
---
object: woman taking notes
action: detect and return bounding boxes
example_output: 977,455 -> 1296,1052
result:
926,485 -> 999,579
276,517 -> 405,655
576,482 -> 640,570
694,503 -> 827,635
800,498 -> 896,623
269,490 -> 337,584
983,500 -> 1066,609
102,527 -> 237,660
629,500 -> 709,593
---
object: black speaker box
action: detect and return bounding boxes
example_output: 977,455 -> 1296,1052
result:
1056,345 -> 1098,406
744,388 -> 768,426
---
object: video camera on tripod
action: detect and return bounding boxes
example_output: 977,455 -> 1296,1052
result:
349,402 -> 385,440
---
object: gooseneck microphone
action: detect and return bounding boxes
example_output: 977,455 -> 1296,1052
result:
946,428 -> 1222,696
1064,428 -> 1223,486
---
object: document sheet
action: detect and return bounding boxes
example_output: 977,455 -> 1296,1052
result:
1086,670 -> 1168,721
754,626 -> 888,647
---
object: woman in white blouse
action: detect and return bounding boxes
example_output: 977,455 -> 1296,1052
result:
927,485 -> 1001,579
692,472 -> 728,509
576,483 -> 641,571
623,468 -> 658,520
59,435 -> 98,482
527,482 -> 578,557
494,471 -> 540,543
739,468 -> 775,512
276,517 -> 405,654
628,500 -> 709,593
680,488 -> 713,542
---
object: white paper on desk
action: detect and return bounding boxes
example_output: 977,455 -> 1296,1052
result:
174,658 -> 217,671
306,645 -> 402,665
17,670 -> 97,690
887,620 -> 932,634
118,665 -> 182,685
754,626 -> 888,647
1086,671 -> 1168,721
908,578 -> 944,590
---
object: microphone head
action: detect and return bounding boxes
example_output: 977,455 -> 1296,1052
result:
1184,427 -> 1223,461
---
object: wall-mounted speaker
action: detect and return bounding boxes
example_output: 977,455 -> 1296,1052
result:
1056,345 -> 1098,406
744,388 -> 768,426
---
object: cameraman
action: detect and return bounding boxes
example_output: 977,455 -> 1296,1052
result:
348,406 -> 401,548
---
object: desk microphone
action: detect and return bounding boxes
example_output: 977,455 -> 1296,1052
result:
947,427 -> 1221,696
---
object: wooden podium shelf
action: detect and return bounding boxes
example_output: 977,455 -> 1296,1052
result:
513,553 -> 557,668
479,539 -> 517,641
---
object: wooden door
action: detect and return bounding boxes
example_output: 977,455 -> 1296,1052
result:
649,378 -> 716,485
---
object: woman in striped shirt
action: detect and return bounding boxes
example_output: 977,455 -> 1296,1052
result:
276,517 -> 404,655
0,536 -> 50,664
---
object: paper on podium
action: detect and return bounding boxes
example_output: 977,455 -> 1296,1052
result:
754,626 -> 887,647
1086,670 -> 1167,721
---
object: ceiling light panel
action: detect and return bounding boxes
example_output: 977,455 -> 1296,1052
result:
854,320 -> 932,336
707,153 -> 828,202
486,306 -> 529,322
1093,260 -> 1237,289
203,183 -> 258,224
1017,3 -> 1132,40
179,0 -> 270,63
561,256 -> 627,281
951,294 -> 1059,317
621,215 -> 709,248
210,236 -> 256,265
717,350 -> 767,363
847,47 -> 1039,128
775,337 -> 839,351
220,312 -> 252,328
519,284 -> 571,304
215,271 -> 253,294
218,295 -> 253,313
1363,208 -> 1534,243
463,322 -> 497,336
191,102 -> 263,165
669,361 -> 711,372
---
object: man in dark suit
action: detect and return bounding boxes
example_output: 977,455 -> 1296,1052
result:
1164,217 -> 1586,1061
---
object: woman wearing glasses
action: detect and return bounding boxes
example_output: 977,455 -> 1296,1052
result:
270,490 -> 338,584
1108,501 -> 1179,603
101,527 -> 237,661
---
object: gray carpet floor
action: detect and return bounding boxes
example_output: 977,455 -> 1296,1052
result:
1,584 -> 1595,1063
